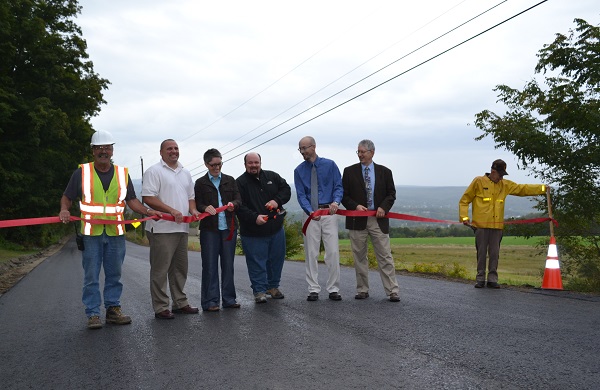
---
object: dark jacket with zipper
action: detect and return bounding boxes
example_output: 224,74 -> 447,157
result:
236,170 -> 291,237
194,173 -> 241,232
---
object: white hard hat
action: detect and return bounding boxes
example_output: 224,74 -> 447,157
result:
90,130 -> 115,146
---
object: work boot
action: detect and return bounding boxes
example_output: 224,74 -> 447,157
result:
87,315 -> 102,330
266,288 -> 285,299
254,293 -> 267,303
106,306 -> 132,325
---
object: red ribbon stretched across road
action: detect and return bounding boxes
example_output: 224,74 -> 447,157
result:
0,205 -> 229,229
301,208 -> 558,235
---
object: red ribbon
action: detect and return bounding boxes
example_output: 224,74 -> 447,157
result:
0,205 -> 230,229
301,209 -> 558,235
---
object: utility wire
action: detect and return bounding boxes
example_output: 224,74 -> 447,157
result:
180,7 -> 381,143
189,0 -> 509,175
220,0 -> 507,157
187,1 -> 470,172
215,0 -> 471,153
208,0 -> 548,172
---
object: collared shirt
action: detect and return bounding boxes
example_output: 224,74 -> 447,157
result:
142,159 -> 195,234
294,156 -> 343,215
209,172 -> 227,230
361,162 -> 375,210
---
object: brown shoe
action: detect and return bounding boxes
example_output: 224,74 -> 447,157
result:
389,293 -> 400,302
87,315 -> 103,330
205,306 -> 220,312
224,303 -> 241,309
172,305 -> 199,314
155,309 -> 175,319
106,306 -> 132,325
266,288 -> 285,299
354,292 -> 369,299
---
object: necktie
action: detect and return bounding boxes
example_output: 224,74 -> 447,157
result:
311,164 -> 318,211
365,166 -> 373,209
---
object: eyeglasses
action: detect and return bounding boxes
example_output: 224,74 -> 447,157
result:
93,145 -> 113,150
207,162 -> 223,168
298,145 -> 314,152
356,149 -> 372,155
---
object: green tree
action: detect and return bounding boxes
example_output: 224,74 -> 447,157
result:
474,18 -> 600,291
0,0 -> 108,247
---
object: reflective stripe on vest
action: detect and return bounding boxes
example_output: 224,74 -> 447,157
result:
79,163 -> 128,236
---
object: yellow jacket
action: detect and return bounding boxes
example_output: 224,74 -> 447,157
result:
459,175 -> 545,229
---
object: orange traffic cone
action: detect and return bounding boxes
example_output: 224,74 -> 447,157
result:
542,236 -> 563,290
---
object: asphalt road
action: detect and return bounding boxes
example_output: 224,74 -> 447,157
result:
1,237 -> 599,389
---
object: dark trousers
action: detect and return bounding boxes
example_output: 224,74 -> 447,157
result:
475,228 -> 503,283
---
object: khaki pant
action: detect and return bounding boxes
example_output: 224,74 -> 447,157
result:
349,217 -> 399,296
147,231 -> 190,313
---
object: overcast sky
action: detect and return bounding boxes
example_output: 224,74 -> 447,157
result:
76,0 -> 598,187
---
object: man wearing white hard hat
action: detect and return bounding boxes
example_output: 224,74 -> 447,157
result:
60,130 -> 160,329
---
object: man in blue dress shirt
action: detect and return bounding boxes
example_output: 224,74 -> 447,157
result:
294,136 -> 343,302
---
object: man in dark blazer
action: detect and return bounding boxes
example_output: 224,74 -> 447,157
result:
341,139 -> 400,302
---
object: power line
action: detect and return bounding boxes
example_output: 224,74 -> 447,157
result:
179,6 -> 381,144
189,0 -> 511,176
215,0 -> 472,154
186,1 -> 471,173
201,0 -> 548,175
220,0 -> 507,158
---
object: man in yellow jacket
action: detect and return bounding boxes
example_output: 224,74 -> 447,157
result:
459,159 -> 546,288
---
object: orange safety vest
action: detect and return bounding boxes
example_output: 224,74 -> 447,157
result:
79,163 -> 128,236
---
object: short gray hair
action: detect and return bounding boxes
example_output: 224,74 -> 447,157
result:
358,139 -> 375,151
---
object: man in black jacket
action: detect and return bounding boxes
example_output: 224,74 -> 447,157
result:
236,152 -> 291,303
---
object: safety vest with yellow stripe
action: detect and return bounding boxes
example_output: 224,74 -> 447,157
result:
79,163 -> 128,236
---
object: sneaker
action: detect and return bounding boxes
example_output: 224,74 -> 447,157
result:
266,288 -> 285,299
487,281 -> 500,289
254,293 -> 267,304
474,281 -> 485,288
87,315 -> 102,330
106,306 -> 132,325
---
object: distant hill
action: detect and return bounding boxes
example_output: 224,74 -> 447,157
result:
132,181 -> 542,227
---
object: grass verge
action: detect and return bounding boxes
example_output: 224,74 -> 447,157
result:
289,237 -> 547,287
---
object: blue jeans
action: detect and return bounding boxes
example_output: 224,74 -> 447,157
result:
81,233 -> 126,316
241,227 -> 286,294
200,229 -> 237,309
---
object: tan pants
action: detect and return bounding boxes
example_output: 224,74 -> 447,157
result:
349,217 -> 399,296
147,231 -> 190,313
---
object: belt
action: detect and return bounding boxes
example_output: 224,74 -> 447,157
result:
318,204 -> 331,209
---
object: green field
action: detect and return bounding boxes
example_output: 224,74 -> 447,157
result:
290,236 -> 549,287
388,236 -> 540,246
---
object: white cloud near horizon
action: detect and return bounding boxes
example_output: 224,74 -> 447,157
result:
76,0 -> 598,187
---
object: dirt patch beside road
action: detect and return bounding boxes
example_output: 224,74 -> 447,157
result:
0,237 -> 69,296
